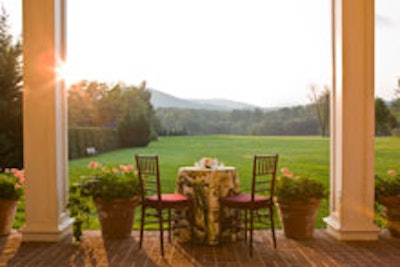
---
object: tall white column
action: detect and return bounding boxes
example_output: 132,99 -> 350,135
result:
22,0 -> 73,241
324,0 -> 380,240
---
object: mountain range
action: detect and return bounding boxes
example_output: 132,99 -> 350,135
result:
149,88 -> 260,111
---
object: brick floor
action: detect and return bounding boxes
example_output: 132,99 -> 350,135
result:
1,229 -> 400,267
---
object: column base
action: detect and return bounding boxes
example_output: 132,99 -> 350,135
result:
21,216 -> 74,242
324,216 -> 380,241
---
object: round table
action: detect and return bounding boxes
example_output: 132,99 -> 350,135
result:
175,166 -> 241,245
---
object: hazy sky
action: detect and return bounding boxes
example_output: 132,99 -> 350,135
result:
2,0 -> 400,107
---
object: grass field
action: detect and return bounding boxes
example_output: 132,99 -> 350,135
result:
66,135 -> 400,230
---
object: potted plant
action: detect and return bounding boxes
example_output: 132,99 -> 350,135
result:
0,168 -> 25,236
375,170 -> 400,237
275,167 -> 326,239
68,161 -> 140,240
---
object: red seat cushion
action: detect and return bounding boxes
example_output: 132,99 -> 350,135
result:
222,193 -> 269,203
147,193 -> 189,203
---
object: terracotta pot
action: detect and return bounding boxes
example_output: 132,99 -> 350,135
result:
94,197 -> 140,238
277,198 -> 321,239
0,199 -> 18,236
378,195 -> 400,238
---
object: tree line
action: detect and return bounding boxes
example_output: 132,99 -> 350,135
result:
156,106 -> 319,136
0,9 -> 23,168
155,91 -> 399,137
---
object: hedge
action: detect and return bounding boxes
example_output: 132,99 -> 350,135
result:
68,127 -> 119,159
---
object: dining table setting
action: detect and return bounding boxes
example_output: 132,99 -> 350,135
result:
174,157 -> 242,245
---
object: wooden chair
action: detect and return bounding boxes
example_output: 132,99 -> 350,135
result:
219,154 -> 279,256
135,154 -> 193,257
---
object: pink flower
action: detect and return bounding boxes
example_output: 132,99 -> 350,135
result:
12,169 -> 23,178
120,164 -> 134,173
88,161 -> 101,169
14,170 -> 26,184
112,168 -> 119,174
119,164 -> 130,173
280,167 -> 293,178
387,170 -> 397,176
18,176 -> 26,184
0,168 -> 26,193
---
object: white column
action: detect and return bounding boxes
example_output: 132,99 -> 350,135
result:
22,0 -> 73,242
324,0 -> 380,240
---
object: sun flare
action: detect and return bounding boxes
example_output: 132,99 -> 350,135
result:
55,59 -> 75,87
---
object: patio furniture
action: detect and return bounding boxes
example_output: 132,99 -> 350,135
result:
175,166 -> 240,245
135,154 -> 194,257
219,154 -> 279,256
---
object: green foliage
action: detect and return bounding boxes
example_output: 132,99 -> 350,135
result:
157,97 -> 400,137
0,8 -> 23,168
81,172 -> 139,201
67,184 -> 91,241
156,106 -> 320,136
67,161 -> 139,240
275,176 -> 326,202
68,127 -> 119,159
118,112 -> 151,147
374,170 -> 400,229
117,85 -> 153,147
79,162 -> 139,201
375,171 -> 400,199
275,174 -> 326,203
375,98 -> 398,136
0,169 -> 25,200
68,81 -> 156,149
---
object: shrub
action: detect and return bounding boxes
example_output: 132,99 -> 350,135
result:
275,168 -> 326,202
0,168 -> 25,200
375,170 -> 400,200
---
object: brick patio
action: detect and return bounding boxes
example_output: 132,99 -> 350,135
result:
1,229 -> 399,267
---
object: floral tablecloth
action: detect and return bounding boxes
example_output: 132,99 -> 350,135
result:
175,166 -> 241,245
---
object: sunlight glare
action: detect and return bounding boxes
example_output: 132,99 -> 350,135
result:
55,58 -> 74,88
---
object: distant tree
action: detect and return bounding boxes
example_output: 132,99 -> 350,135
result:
391,78 -> 400,122
309,84 -> 330,136
0,8 -> 23,168
68,80 -> 156,147
156,105 -> 321,136
67,80 -> 106,126
252,106 -> 319,136
96,83 -> 125,127
375,97 -> 397,136
117,82 -> 153,147
118,112 -> 147,147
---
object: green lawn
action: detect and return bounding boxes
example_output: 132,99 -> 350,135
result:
66,135 -> 400,229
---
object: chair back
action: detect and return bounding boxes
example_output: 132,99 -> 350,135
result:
135,154 -> 162,202
251,154 -> 279,202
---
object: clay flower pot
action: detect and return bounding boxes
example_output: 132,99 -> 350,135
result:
378,195 -> 400,238
94,197 -> 140,238
277,198 -> 321,239
0,199 -> 18,236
